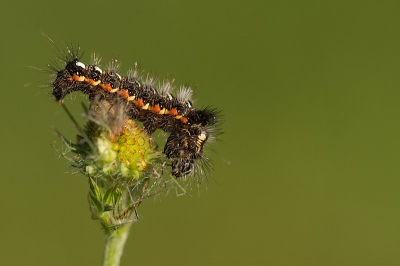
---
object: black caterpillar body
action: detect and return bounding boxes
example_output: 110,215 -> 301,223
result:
52,50 -> 220,177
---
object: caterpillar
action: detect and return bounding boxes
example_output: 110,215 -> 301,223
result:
51,46 -> 220,177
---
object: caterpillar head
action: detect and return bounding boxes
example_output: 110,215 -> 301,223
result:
188,107 -> 219,127
52,59 -> 86,103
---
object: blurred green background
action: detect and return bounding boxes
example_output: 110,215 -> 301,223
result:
1,1 -> 400,265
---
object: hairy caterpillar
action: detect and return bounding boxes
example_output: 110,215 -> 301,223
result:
50,46 -> 220,177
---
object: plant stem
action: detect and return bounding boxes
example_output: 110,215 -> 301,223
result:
102,224 -> 132,266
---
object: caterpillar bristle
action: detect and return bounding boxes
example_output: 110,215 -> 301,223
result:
159,78 -> 175,96
107,59 -> 121,73
90,52 -> 102,66
127,62 -> 143,81
177,86 -> 193,103
144,73 -> 157,87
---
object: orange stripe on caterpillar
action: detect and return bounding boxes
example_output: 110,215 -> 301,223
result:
73,74 -> 85,82
151,104 -> 161,113
168,108 -> 178,116
85,78 -> 101,86
135,98 -> 144,107
100,83 -> 113,92
119,89 -> 130,99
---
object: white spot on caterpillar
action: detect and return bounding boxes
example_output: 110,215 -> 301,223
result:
76,61 -> 85,69
95,66 -> 103,74
116,73 -> 121,80
198,132 -> 207,141
142,103 -> 149,109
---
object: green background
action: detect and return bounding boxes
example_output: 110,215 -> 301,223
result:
1,1 -> 400,265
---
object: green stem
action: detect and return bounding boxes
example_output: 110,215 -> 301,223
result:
102,224 -> 132,266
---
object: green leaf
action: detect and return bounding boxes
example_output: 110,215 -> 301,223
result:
88,176 -> 102,200
103,184 -> 118,205
89,193 -> 103,213
113,188 -> 122,206
102,204 -> 114,212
